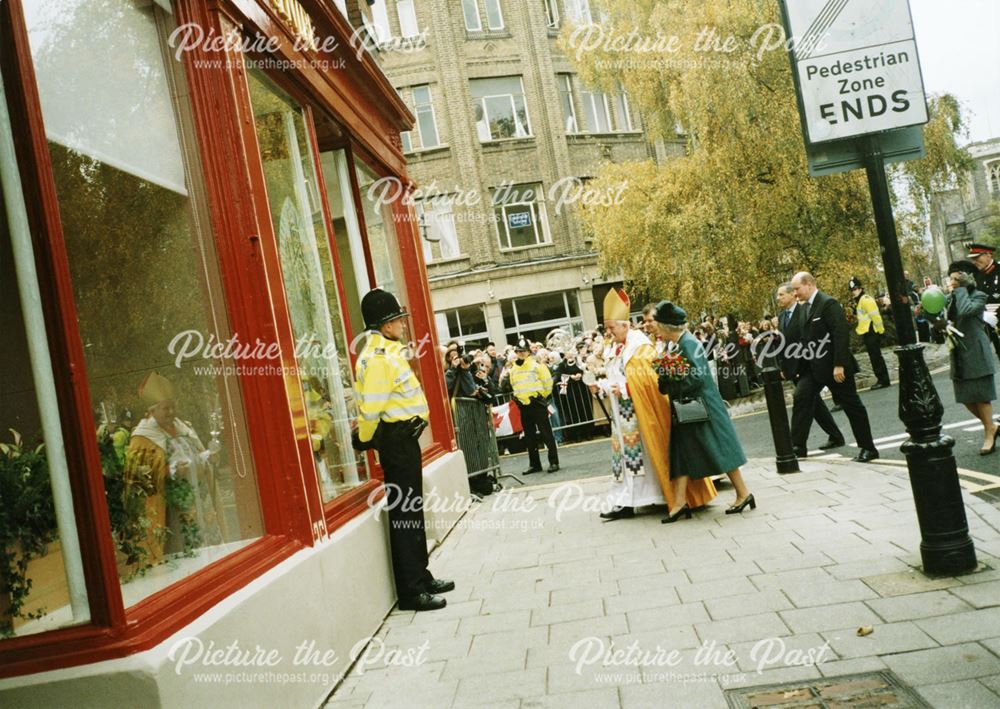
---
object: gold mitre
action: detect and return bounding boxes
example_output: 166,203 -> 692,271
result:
603,288 -> 631,322
139,371 -> 175,408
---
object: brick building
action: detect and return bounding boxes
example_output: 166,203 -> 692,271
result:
929,137 -> 1000,275
360,0 -> 681,347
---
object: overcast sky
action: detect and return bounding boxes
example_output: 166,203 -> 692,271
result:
910,0 -> 1000,144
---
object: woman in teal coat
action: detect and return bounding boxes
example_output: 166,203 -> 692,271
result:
653,301 -> 755,522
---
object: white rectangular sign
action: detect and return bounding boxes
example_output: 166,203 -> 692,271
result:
784,0 -> 928,144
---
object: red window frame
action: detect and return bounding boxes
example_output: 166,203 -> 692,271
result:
0,0 -> 456,678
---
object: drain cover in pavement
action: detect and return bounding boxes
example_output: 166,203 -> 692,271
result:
724,671 -> 930,708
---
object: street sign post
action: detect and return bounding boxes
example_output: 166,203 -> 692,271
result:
779,0 -> 929,176
779,0 -> 977,575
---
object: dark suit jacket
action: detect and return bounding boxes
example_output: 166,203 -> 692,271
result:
777,306 -> 802,381
799,291 -> 857,384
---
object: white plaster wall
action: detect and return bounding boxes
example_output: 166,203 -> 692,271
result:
0,450 -> 469,709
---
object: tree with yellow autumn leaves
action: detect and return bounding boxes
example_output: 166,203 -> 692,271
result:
562,0 -> 970,315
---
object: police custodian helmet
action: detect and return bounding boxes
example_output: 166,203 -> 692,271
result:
361,288 -> 408,330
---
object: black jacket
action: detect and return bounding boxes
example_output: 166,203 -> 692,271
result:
777,306 -> 802,381
797,291 -> 857,383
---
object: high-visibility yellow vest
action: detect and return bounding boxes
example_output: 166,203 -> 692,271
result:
509,357 -> 553,405
854,293 -> 885,335
354,331 -> 429,443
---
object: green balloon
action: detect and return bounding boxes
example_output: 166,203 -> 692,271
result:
921,286 -> 946,315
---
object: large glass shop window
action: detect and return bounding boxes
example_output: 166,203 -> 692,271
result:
0,185 -> 85,638
245,70 -> 368,501
23,0 -> 264,605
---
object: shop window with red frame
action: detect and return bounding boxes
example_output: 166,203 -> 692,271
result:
7,0 -> 266,624
243,68 -> 370,503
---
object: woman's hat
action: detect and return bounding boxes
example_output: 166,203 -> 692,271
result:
653,300 -> 687,326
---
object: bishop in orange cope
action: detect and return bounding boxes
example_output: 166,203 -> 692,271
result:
595,289 -> 716,520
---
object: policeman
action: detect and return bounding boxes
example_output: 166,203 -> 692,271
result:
351,288 -> 454,612
849,277 -> 890,389
504,339 -> 559,474
968,243 -> 1000,360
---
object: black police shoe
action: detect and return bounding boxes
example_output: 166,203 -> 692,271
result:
424,578 -> 455,594
398,592 -> 446,612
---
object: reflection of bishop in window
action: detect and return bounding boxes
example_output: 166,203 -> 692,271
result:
125,373 -> 224,564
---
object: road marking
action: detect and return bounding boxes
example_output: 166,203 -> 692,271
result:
955,469 -> 1000,484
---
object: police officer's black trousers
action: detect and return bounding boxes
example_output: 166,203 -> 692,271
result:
518,400 -> 558,470
862,330 -> 890,385
377,422 -> 433,599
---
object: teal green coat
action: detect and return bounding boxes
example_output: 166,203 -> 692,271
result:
664,332 -> 747,479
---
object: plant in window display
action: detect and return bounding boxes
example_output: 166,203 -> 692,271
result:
0,430 -> 58,637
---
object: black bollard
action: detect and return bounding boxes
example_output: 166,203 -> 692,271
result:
761,366 -> 800,474
864,136 -> 976,575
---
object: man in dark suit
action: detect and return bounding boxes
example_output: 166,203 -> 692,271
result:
775,283 -> 844,456
790,272 -> 879,463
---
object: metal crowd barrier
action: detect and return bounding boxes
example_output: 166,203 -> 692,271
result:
451,396 -> 508,494
489,388 -> 612,451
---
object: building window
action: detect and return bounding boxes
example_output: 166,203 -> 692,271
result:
493,183 -> 551,250
397,0 -> 420,38
461,0 -> 482,31
558,74 -> 579,133
369,0 -> 393,43
544,0 -> 560,29
564,0 -> 592,24
247,70 -> 369,503
580,87 -> 612,133
988,160 -> 1000,194
23,0 -> 264,607
411,85 -> 441,149
435,305 -> 489,350
484,0 -> 505,30
418,201 -> 460,261
501,291 -> 584,345
470,76 -> 532,141
615,85 -> 634,131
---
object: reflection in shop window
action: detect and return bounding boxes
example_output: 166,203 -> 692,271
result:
23,0 -> 264,607
246,70 -> 369,503
417,201 -> 460,261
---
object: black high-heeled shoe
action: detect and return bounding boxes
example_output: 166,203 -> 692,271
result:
662,504 -> 691,524
725,494 -> 756,514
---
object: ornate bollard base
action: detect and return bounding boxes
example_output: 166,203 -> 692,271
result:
896,344 -> 977,576
761,367 -> 800,475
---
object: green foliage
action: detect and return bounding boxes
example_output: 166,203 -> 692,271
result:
564,1 -> 970,313
98,427 -> 151,575
0,430 -> 58,637
165,477 -> 201,557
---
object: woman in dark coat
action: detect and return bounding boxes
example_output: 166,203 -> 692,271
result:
554,351 -> 592,442
653,301 -> 755,521
941,262 -> 999,454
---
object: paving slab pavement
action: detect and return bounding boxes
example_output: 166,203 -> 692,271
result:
324,458 -> 1000,709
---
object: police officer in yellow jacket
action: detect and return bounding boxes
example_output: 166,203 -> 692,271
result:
503,339 -> 560,474
849,277 -> 890,389
351,288 -> 454,612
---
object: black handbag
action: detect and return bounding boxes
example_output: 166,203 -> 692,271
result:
671,397 -> 709,425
